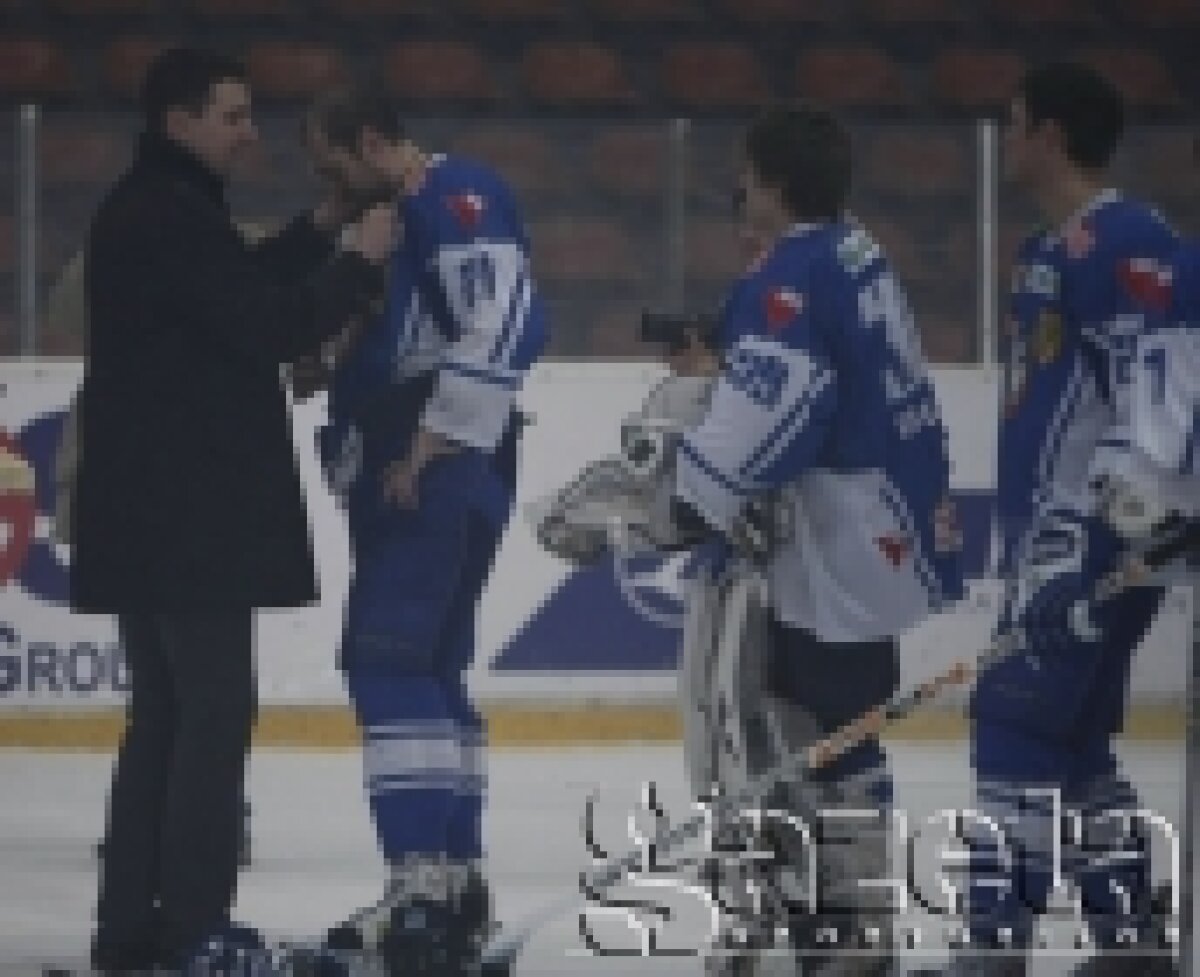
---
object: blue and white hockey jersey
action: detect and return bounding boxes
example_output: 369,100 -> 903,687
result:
389,155 -> 547,451
973,190 -> 1179,768
321,155 -> 546,526
675,222 -> 963,642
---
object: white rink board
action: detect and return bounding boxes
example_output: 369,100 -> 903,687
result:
0,358 -> 1189,708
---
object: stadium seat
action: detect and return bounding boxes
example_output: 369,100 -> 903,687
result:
245,43 -> 347,99
1076,49 -> 1181,110
38,124 -> 129,186
930,49 -> 1025,111
102,37 -> 171,97
987,0 -> 1101,27
795,48 -> 912,108
585,0 -> 699,22
660,43 -> 770,109
586,127 -> 668,199
528,216 -> 642,283
385,41 -> 497,103
449,126 -> 568,198
860,130 -> 972,196
0,40 -> 73,96
1122,0 -> 1200,25
686,217 -> 741,282
521,43 -> 636,106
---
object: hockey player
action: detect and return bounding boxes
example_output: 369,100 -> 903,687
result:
950,63 -> 1182,977
305,89 -> 547,971
668,104 -> 962,976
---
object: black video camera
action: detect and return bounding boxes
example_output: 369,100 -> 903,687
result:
638,310 -> 720,353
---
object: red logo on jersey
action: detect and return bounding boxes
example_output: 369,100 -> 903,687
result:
1063,221 -> 1094,260
447,192 -> 486,229
764,288 -> 804,333
1118,258 -> 1173,311
876,533 -> 911,568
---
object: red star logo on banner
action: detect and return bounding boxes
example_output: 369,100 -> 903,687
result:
0,430 -> 37,587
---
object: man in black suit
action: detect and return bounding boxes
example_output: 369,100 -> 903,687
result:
71,47 -> 394,970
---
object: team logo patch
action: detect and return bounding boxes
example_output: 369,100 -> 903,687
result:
1033,309 -> 1063,366
1118,257 -> 1173,311
837,228 -> 880,275
447,191 -> 486,229
875,533 -> 911,568
1018,263 -> 1059,298
764,287 -> 805,333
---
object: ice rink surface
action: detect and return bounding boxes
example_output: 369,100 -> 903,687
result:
0,741 -> 1193,977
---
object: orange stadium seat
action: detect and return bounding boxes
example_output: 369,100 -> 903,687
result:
1122,0 -> 1200,25
987,0 -> 1102,27
660,43 -> 770,109
714,0 -> 838,23
448,126 -> 568,198
521,43 -> 636,107
102,37 -> 172,97
860,130 -> 972,196
1077,49 -> 1181,110
585,0 -> 699,22
686,217 -> 742,282
586,127 -> 667,198
38,125 -> 129,186
0,40 -> 73,96
385,41 -> 497,103
528,217 -> 642,283
930,50 -> 1026,112
795,48 -> 912,108
245,43 -> 348,99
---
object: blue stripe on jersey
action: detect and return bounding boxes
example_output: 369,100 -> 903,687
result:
736,368 -> 831,481
488,271 -> 527,366
679,439 -> 755,498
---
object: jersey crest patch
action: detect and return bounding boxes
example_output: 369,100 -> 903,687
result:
1118,257 -> 1173,311
447,191 -> 487,230
764,287 -> 805,333
875,533 -> 911,568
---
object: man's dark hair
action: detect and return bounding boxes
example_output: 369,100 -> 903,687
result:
140,47 -> 247,132
310,85 -> 405,152
743,104 -> 852,223
1018,62 -> 1125,171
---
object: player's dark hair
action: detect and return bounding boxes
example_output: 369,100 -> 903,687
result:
140,47 -> 247,133
311,85 -> 406,152
1018,62 -> 1125,171
743,104 -> 851,222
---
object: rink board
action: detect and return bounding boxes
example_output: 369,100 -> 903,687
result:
0,358 -> 1189,741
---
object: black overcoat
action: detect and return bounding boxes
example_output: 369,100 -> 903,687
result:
72,131 -> 378,612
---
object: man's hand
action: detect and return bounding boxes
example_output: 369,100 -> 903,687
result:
341,203 -> 397,265
382,428 -> 460,508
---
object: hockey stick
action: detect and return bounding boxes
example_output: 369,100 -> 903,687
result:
479,520 -> 1197,971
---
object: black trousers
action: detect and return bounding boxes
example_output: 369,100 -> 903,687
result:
93,610 -> 256,968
